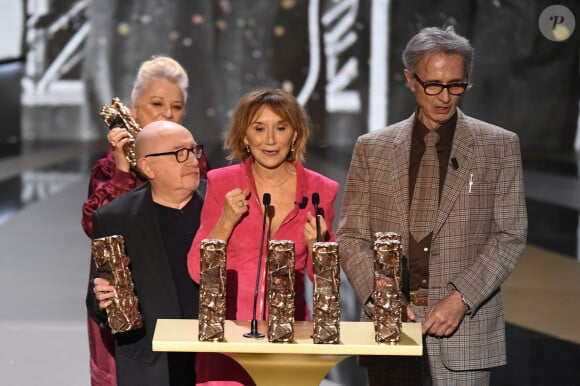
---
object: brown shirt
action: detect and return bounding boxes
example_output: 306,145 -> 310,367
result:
408,111 -> 457,290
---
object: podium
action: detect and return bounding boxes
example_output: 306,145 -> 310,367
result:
153,319 -> 422,386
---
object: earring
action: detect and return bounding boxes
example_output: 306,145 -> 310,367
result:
246,144 -> 251,153
290,140 -> 295,152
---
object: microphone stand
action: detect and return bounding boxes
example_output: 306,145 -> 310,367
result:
312,193 -> 321,242
244,193 -> 271,338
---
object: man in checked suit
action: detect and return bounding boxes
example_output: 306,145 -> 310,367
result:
337,26 -> 527,385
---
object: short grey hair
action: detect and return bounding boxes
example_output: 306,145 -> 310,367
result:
402,26 -> 474,80
130,56 -> 189,105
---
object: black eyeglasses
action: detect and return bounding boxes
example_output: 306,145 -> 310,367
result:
412,73 -> 470,96
145,145 -> 204,163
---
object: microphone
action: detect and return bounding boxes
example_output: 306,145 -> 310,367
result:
297,196 -> 308,209
451,157 -> 459,170
244,193 -> 271,338
312,193 -> 321,242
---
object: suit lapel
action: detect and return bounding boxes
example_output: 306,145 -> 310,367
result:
392,116 -> 414,229
434,110 -> 475,236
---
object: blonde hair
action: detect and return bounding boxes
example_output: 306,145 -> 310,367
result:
225,88 -> 310,163
130,56 -> 189,105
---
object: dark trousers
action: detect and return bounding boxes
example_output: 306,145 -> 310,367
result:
361,336 -> 431,386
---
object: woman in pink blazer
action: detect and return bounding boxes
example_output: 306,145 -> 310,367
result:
187,88 -> 339,386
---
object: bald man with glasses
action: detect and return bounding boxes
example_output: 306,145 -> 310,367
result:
87,121 -> 206,386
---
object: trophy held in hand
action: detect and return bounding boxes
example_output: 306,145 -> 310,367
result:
91,235 -> 143,334
99,97 -> 142,168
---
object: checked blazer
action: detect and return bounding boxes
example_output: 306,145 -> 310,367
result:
337,109 -> 527,370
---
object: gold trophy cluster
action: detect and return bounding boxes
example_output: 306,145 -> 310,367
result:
199,239 -> 342,344
199,233 -> 404,344
91,230 -> 403,344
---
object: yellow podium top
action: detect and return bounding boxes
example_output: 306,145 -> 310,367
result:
153,319 -> 422,356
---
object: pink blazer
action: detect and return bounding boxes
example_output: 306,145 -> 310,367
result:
188,157 -> 339,321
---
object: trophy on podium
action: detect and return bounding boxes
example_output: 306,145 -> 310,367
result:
198,239 -> 227,342
267,240 -> 295,343
311,241 -> 340,344
372,232 -> 403,343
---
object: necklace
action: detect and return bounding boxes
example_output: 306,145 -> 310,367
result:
253,164 -> 293,188
255,174 -> 290,188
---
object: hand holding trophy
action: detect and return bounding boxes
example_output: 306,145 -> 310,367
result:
99,97 -> 142,169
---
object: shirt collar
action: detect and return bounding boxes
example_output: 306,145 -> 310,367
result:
412,110 -> 457,145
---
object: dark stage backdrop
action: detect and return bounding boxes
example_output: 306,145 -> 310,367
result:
81,0 -> 579,167
14,2 -> 578,384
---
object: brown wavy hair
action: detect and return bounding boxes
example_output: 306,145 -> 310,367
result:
225,88 -> 310,163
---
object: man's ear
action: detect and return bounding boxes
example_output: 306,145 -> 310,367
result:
137,158 -> 155,180
403,69 -> 415,91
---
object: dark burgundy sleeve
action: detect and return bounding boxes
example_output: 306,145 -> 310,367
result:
81,152 -> 143,237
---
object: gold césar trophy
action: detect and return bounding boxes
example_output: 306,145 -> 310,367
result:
372,232 -> 403,343
91,235 -> 143,334
311,241 -> 340,344
267,240 -> 296,343
99,97 -> 142,168
198,239 -> 228,342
